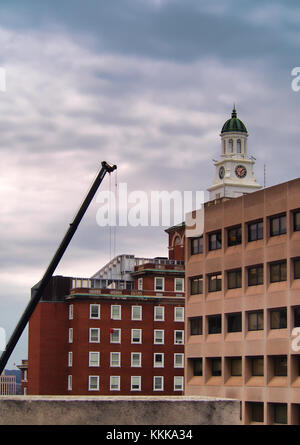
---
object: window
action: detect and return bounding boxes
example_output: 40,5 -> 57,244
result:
174,330 -> 184,344
111,305 -> 121,320
131,329 -> 142,344
293,210 -> 300,231
227,226 -> 242,247
68,328 -> 73,343
208,315 -> 222,334
67,375 -> 72,391
248,311 -> 264,331
175,307 -> 184,322
68,351 -> 72,367
110,328 -> 121,344
237,139 -> 241,153
110,352 -> 121,367
208,273 -> 222,292
89,328 -> 100,343
270,308 -> 287,329
248,265 -> 263,286
90,304 -> 100,319
89,351 -> 100,367
270,261 -> 287,282
294,307 -> 300,327
174,278 -> 184,292
248,220 -> 263,242
154,330 -> 164,344
230,358 -> 242,376
251,403 -> 264,423
174,353 -> 184,368
131,352 -> 141,367
191,236 -> 203,255
131,376 -> 141,391
227,269 -> 242,289
69,304 -> 73,320
294,259 -> 300,279
189,317 -> 202,335
270,214 -> 286,236
227,313 -> 242,333
154,306 -> 164,321
273,404 -> 287,424
88,376 -> 99,391
211,358 -> 222,376
131,305 -> 142,320
229,139 -> 233,152
174,376 -> 184,391
190,276 -> 203,295
153,376 -> 163,391
110,376 -> 120,391
208,231 -> 222,251
154,277 -> 164,291
191,358 -> 202,376
273,356 -> 287,376
154,353 -> 164,368
251,357 -> 264,376
137,278 -> 143,290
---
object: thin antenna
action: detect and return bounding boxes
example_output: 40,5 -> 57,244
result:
264,164 -> 266,188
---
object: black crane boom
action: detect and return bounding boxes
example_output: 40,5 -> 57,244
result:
0,161 -> 117,374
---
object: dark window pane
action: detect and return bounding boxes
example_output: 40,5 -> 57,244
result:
274,356 -> 287,376
274,404 -> 287,424
208,315 -> 221,334
270,262 -> 287,283
211,358 -> 222,376
227,270 -> 242,289
294,259 -> 300,279
231,358 -> 242,376
190,317 -> 202,335
192,358 -> 202,376
248,221 -> 263,242
294,211 -> 300,231
252,357 -> 264,376
248,311 -> 264,331
270,309 -> 287,329
208,231 -> 222,251
251,403 -> 264,422
294,307 -> 300,327
191,236 -> 203,255
248,265 -> 263,286
228,226 -> 242,246
227,313 -> 242,332
190,276 -> 203,295
208,273 -> 222,292
270,215 -> 287,236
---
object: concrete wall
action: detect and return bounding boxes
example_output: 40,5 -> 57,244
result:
0,395 -> 239,425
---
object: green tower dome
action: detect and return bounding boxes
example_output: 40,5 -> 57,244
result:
221,107 -> 248,134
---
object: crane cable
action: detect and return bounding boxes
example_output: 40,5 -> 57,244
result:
108,167 -> 118,281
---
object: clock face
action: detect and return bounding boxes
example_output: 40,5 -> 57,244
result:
235,165 -> 247,178
219,166 -> 225,179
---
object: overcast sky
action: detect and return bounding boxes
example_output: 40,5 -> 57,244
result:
1,0 -> 300,369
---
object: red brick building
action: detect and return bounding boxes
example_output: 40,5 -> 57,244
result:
21,226 -> 185,396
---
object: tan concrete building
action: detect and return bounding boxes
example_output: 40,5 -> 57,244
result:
185,108 -> 300,424
185,178 -> 300,424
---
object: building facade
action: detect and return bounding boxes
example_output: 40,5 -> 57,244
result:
0,372 -> 16,395
25,242 -> 185,395
185,177 -> 300,425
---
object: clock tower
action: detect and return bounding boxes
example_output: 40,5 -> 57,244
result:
207,107 -> 261,200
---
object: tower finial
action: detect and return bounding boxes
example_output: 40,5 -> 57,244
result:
232,104 -> 237,118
